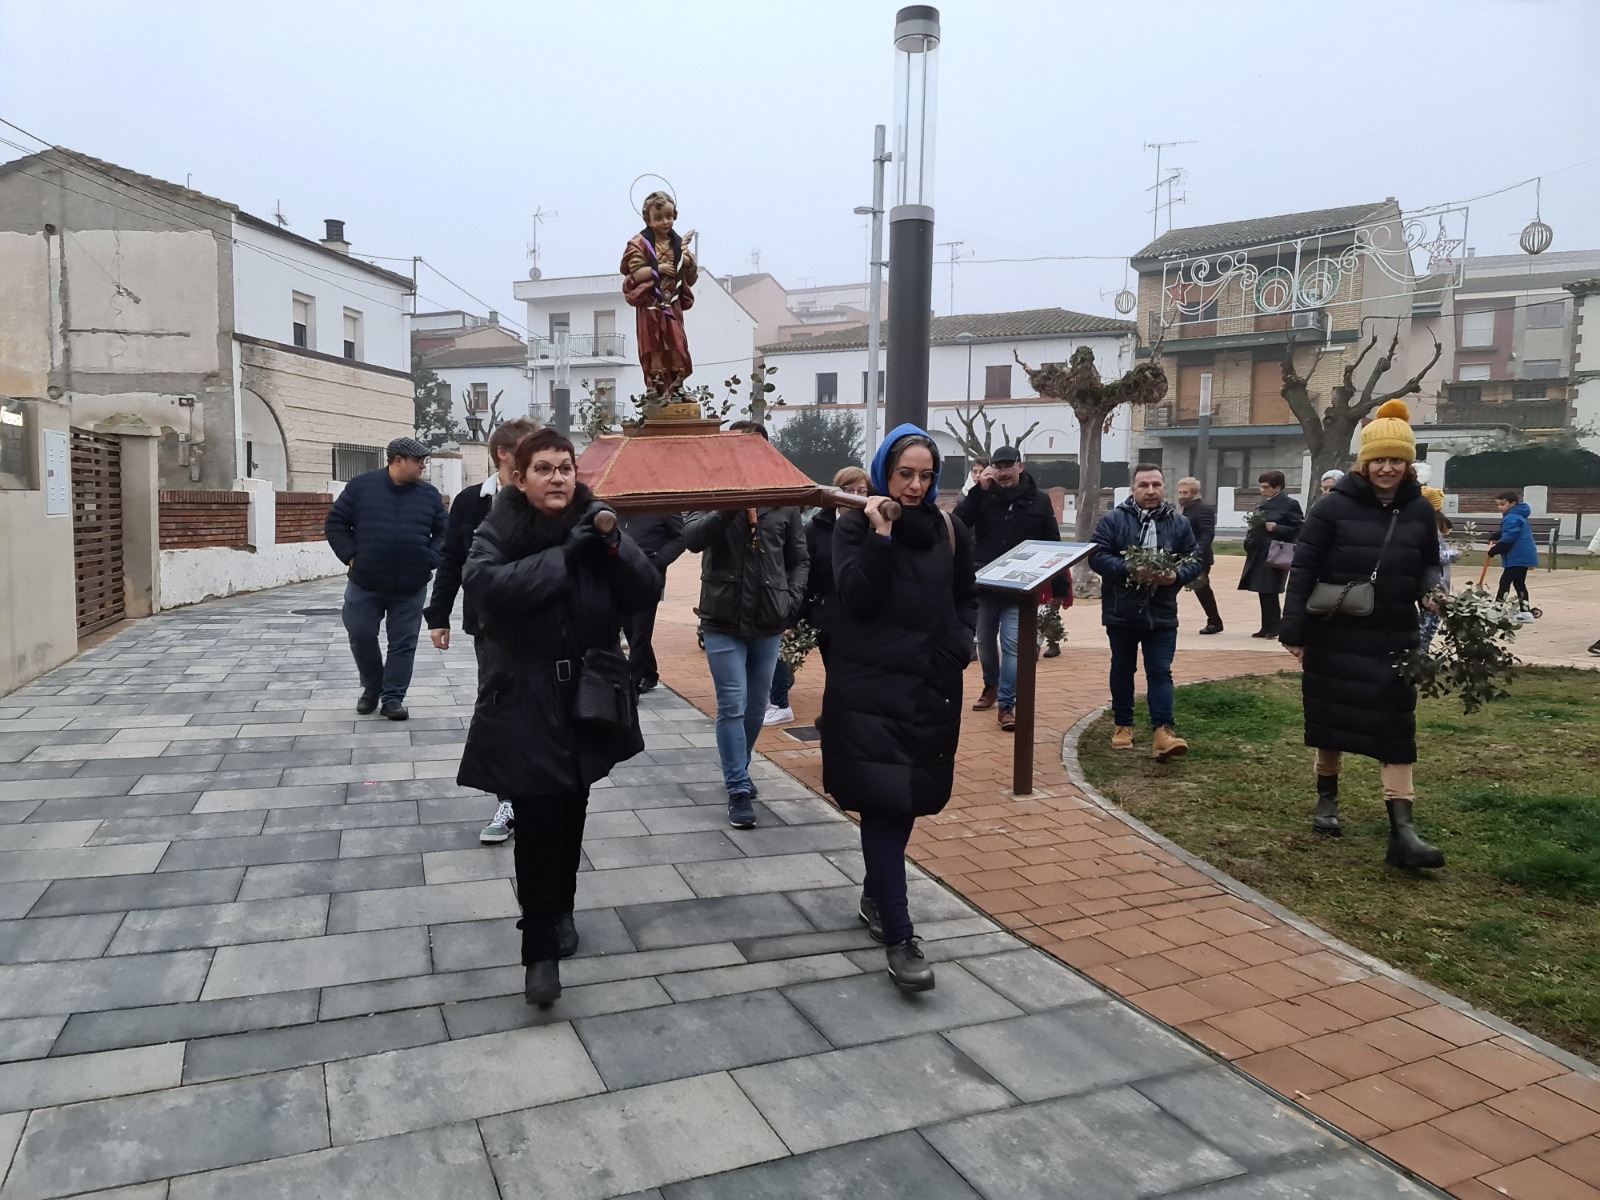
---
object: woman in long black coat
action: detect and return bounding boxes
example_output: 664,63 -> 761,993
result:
822,425 -> 977,991
1279,402 -> 1443,869
1238,469 -> 1304,637
458,428 -> 658,1006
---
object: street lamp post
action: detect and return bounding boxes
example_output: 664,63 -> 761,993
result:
854,123 -> 891,460
885,5 -> 940,434
957,330 -> 974,411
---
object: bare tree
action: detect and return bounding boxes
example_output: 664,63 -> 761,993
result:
1281,327 -> 1442,481
942,406 -> 1040,464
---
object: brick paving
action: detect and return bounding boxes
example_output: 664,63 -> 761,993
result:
653,553 -> 1600,1200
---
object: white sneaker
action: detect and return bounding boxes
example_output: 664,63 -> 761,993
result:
762,705 -> 795,727
480,801 -> 515,844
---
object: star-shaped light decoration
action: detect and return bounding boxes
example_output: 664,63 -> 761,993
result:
1419,220 -> 1464,272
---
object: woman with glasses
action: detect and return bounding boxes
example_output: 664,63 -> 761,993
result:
457,428 -> 658,1006
822,425 -> 976,991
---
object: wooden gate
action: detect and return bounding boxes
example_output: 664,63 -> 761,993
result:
70,428 -> 125,634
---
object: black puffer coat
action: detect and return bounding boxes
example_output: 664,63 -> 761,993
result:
325,468 -> 447,595
1238,490 -> 1303,595
1280,473 -> 1441,764
456,484 -> 659,798
952,471 -> 1059,567
683,507 -> 808,638
802,507 -> 841,635
821,505 -> 977,818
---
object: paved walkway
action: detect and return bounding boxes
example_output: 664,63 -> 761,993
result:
0,579 -> 1448,1198
652,555 -> 1600,1200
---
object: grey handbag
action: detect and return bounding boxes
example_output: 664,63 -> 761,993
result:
1306,509 -> 1397,619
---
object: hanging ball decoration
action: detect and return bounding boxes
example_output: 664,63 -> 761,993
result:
1520,219 -> 1553,256
1114,288 -> 1137,314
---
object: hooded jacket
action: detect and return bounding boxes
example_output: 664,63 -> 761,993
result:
822,425 -> 977,818
951,466 -> 1060,568
1489,502 -> 1539,568
1088,497 -> 1203,629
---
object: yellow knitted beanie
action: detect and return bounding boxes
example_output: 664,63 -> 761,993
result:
1421,486 -> 1444,511
1359,399 -> 1416,465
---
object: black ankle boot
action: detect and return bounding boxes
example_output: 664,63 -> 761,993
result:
555,912 -> 578,959
1312,774 -> 1341,837
524,960 -> 561,1006
858,894 -> 884,943
885,939 -> 935,991
1385,801 -> 1444,870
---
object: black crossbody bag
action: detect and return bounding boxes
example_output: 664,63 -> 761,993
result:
572,646 -> 635,735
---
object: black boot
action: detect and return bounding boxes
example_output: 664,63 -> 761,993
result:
555,912 -> 579,959
1312,774 -> 1341,837
524,960 -> 561,1006
1385,801 -> 1444,870
858,894 -> 884,943
886,939 -> 935,991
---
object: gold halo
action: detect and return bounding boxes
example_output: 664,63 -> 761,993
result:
629,174 -> 677,218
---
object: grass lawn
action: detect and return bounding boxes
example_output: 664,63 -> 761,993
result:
1078,667 -> 1600,1061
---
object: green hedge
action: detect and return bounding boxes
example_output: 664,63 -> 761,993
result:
1446,447 -> 1600,488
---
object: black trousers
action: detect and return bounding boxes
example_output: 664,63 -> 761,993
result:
626,585 -> 665,688
859,810 -> 916,945
512,791 -> 589,962
1191,581 -> 1222,626
1258,593 -> 1281,632
1496,566 -> 1530,605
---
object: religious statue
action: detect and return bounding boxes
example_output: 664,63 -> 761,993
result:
621,191 -> 698,397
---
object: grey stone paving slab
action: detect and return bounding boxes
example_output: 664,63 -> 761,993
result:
336,823 -> 480,857
74,754 -> 226,777
0,799 -> 43,823
959,949 -> 1106,1013
0,1111 -> 27,1194
190,784 -> 347,812
130,770 -> 281,795
0,819 -> 103,850
479,1072 -> 789,1200
428,907 -> 635,973
678,852 -> 853,899
738,927 -> 880,962
165,1121 -> 501,1200
785,964 -> 1025,1052
442,976 -> 672,1039
418,844 -> 512,885
586,783 -> 702,812
3,776 -> 135,803
661,1129 -> 983,1200
0,950 -> 211,1019
0,1042 -> 185,1113
325,1024 -> 605,1145
842,931 -> 1025,972
350,778 -> 478,803
617,892 -> 815,950
757,795 -> 846,826
1134,1067 -> 1347,1169
1176,1153 -> 1441,1198
578,989 -> 831,1090
723,821 -> 862,857
634,803 -> 779,836
945,1000 -> 1213,1103
0,1066 -> 329,1199
88,812 -> 267,846
261,800 -> 416,834
923,1087 -> 1246,1199
29,866 -> 244,918
562,943 -> 746,988
0,1015 -> 65,1063
107,894 -> 329,955
0,880 -> 48,919
659,952 -> 863,1003
281,762 -> 413,785
583,830 -> 745,871
608,762 -> 729,786
156,831 -> 338,872
0,843 -> 169,883
233,853 -> 423,901
53,991 -> 320,1056
0,912 -> 123,962
325,878 -> 517,933
28,790 -> 203,821
733,1032 -> 1016,1155
319,965 -> 522,1021
183,1006 -> 448,1084
574,863 -> 695,911
201,928 -> 430,1000
416,795 -> 495,823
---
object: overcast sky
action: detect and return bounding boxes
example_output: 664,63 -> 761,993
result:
3,0 -> 1595,333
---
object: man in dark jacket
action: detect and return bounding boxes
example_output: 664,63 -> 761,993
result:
325,437 -> 447,721
1089,464 -> 1203,761
952,444 -> 1060,731
423,418 -> 537,843
620,511 -> 687,694
1176,476 -> 1223,634
682,424 -> 808,829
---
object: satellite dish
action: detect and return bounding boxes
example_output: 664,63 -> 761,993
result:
528,268 -> 542,280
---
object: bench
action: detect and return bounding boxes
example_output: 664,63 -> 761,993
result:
1454,515 -> 1564,571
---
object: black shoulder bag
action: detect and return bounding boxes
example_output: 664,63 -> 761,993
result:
1306,508 -> 1397,620
572,646 -> 635,735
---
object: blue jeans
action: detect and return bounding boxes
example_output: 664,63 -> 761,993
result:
770,658 -> 793,708
341,581 -> 426,706
976,594 -> 1021,708
1107,624 -> 1177,730
703,631 -> 782,795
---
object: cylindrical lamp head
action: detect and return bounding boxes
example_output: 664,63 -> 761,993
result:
892,5 -> 940,211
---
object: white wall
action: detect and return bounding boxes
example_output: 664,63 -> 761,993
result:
232,221 -> 410,370
433,363 -> 533,427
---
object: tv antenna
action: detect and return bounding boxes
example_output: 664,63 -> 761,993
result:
748,248 -> 761,272
1143,140 -> 1196,239
272,200 -> 290,229
937,239 -> 972,316
526,206 -> 557,280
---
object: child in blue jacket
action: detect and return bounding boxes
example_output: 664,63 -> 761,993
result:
1488,491 -> 1538,614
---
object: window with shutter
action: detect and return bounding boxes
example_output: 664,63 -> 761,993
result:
1460,310 -> 1496,348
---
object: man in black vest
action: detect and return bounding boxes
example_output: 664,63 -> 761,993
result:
325,437 -> 447,722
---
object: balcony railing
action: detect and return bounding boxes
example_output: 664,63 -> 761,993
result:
1435,399 -> 1572,431
528,333 -> 626,360
1147,308 -> 1329,344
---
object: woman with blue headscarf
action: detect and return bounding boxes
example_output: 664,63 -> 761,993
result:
822,424 -> 977,991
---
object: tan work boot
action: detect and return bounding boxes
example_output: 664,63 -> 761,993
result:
1111,725 -> 1134,750
972,685 -> 998,711
1153,726 -> 1188,762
